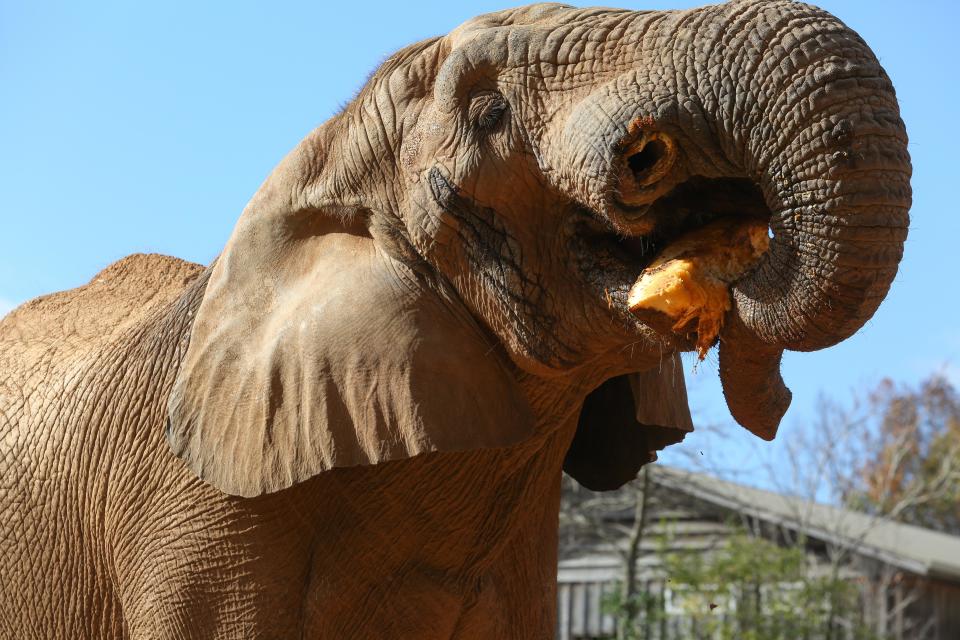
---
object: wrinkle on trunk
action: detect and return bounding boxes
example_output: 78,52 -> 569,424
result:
701,2 -> 909,434
718,315 -> 791,439
718,2 -> 911,353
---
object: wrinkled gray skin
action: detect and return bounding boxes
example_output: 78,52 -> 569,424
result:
0,2 -> 909,638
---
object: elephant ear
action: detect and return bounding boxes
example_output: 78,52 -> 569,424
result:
563,354 -> 692,491
167,126 -> 533,498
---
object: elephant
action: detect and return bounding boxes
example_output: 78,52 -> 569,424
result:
0,1 -> 910,638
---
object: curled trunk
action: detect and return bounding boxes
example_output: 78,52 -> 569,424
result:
710,2 -> 911,435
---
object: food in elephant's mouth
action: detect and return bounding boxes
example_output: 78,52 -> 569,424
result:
627,217 -> 770,359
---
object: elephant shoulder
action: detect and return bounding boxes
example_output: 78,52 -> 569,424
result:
0,253 -> 203,369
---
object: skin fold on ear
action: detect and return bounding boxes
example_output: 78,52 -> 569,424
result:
563,354 -> 692,491
167,209 -> 534,498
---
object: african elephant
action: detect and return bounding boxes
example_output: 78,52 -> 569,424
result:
0,1 -> 909,638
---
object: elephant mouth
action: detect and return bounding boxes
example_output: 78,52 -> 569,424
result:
573,176 -> 770,340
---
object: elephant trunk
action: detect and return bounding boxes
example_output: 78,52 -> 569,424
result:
709,3 -> 911,436
542,2 -> 910,437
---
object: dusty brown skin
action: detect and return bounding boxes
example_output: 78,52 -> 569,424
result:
0,2 -> 909,638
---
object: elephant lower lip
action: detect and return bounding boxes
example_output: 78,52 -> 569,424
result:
573,217 -> 662,315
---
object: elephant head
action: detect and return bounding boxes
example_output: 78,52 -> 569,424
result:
167,1 -> 910,497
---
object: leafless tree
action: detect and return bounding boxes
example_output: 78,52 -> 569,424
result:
758,374 -> 960,639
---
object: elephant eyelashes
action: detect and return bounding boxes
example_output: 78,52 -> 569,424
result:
468,91 -> 508,131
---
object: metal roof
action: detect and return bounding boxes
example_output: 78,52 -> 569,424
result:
652,465 -> 960,582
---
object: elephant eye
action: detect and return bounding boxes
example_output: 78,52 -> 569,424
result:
469,91 -> 508,131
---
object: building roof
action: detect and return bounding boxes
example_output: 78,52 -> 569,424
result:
652,465 -> 960,582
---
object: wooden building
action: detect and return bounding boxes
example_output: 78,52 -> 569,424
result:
557,465 -> 960,640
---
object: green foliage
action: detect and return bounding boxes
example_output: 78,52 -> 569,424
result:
602,586 -> 665,640
600,373 -> 960,640
607,527 -> 879,640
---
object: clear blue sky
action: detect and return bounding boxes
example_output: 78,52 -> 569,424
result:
2,1 -> 957,479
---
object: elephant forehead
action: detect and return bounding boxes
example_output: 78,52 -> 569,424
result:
433,5 -> 700,114
444,4 -> 644,68
447,3 -> 575,49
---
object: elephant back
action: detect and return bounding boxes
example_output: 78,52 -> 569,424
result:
0,253 -> 204,415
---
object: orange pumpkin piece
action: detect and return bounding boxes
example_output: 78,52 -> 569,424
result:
627,217 -> 770,359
